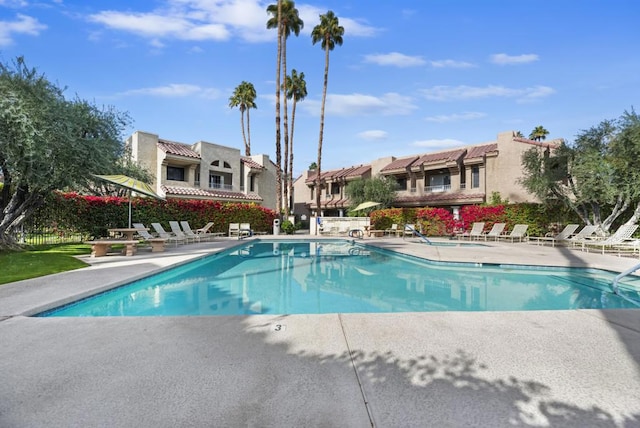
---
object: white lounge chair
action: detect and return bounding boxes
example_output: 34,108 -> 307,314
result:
582,224 -> 638,254
228,223 -> 240,237
179,221 -> 205,242
457,222 -> 485,240
498,224 -> 529,242
169,221 -> 196,243
239,223 -> 253,238
385,224 -> 398,236
482,223 -> 506,241
567,225 -> 599,248
151,222 -> 185,246
529,224 -> 580,247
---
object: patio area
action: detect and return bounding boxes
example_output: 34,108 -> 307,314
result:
1,236 -> 639,427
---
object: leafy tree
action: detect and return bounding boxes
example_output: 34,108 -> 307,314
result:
311,10 -> 344,215
283,69 -> 307,216
228,81 -> 257,156
267,0 -> 303,217
308,162 -> 317,170
529,125 -> 549,141
345,177 -> 397,213
0,57 -> 131,249
519,110 -> 640,233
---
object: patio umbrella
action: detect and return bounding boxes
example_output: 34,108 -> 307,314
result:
351,201 -> 381,212
93,174 -> 165,228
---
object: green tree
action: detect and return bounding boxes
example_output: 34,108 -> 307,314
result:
311,10 -> 344,216
345,177 -> 397,213
228,81 -> 257,156
529,125 -> 549,141
282,69 -> 307,216
267,0 -> 303,217
519,110 -> 640,232
0,57 -> 131,249
308,162 -> 317,170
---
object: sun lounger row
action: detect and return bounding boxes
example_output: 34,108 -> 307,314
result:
133,221 -> 222,245
456,222 -> 529,242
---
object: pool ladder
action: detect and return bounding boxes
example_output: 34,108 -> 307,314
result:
403,224 -> 432,245
611,261 -> 640,306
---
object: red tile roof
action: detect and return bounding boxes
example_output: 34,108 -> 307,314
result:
241,157 -> 265,170
415,148 -> 466,165
513,137 -> 561,149
162,185 -> 263,201
465,144 -> 498,159
305,165 -> 371,183
158,140 -> 200,159
380,156 -> 419,172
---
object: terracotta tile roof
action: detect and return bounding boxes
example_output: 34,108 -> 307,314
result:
162,185 -> 263,201
415,148 -> 466,165
305,165 -> 371,183
241,157 -> 264,170
158,140 -> 200,159
465,144 -> 498,159
380,156 -> 419,172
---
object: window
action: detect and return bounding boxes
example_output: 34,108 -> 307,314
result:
223,161 -> 231,169
471,166 -> 480,188
210,174 -> 222,189
250,175 -> 255,192
460,167 -> 466,189
396,177 -> 407,190
331,183 -> 340,195
167,166 -> 185,181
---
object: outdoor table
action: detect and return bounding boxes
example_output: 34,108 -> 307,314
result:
108,228 -> 140,241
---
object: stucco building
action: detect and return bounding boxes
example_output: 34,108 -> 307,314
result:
293,131 -> 561,218
125,131 -> 278,211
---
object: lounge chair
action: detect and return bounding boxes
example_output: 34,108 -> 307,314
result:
498,224 -> 529,242
132,223 -> 167,252
529,224 -> 580,247
151,222 -> 185,246
385,224 -> 398,236
457,222 -> 485,240
133,223 -> 155,241
482,223 -> 506,241
179,221 -> 206,242
169,221 -> 196,243
401,224 -> 417,238
229,223 -> 240,237
239,223 -> 253,238
581,224 -> 638,254
567,225 -> 599,248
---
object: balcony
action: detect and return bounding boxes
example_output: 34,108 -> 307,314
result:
424,184 -> 452,193
209,183 -> 234,192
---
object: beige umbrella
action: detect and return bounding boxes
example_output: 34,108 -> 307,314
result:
93,174 -> 165,228
351,201 -> 381,212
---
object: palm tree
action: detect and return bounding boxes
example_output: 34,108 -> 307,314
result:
529,126 -> 549,142
228,81 -> 257,156
515,131 -> 524,138
267,0 -> 303,217
311,10 -> 344,220
283,69 -> 307,216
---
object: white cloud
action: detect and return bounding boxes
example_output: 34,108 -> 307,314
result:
490,53 -> 539,65
358,130 -> 388,140
363,52 -> 426,67
412,139 -> 466,149
119,83 -> 220,98
303,92 -> 417,117
420,85 -> 555,102
424,112 -> 486,123
0,14 -> 46,46
429,59 -> 475,68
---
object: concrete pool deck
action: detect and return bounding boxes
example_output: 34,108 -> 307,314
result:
1,236 -> 639,427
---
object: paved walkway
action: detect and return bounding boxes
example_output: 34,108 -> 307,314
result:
1,236 -> 639,427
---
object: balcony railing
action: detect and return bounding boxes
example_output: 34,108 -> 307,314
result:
409,187 -> 417,193
424,184 -> 451,193
209,183 -> 234,191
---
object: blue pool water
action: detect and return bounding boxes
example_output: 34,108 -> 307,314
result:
39,240 -> 640,317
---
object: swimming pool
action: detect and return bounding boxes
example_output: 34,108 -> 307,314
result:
38,240 -> 640,317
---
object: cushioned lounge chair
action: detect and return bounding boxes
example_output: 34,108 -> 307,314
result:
529,224 -> 580,247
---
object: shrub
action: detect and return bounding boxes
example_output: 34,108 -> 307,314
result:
280,220 -> 296,235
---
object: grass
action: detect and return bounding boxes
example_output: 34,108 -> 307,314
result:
0,243 -> 92,285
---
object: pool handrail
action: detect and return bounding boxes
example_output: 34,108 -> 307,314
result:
611,262 -> 640,307
403,224 -> 432,245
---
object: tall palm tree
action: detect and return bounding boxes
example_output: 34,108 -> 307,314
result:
311,10 -> 344,219
267,0 -> 303,217
529,125 -> 549,142
283,69 -> 307,216
228,81 -> 257,156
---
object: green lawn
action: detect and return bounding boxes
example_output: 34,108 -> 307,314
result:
0,243 -> 92,285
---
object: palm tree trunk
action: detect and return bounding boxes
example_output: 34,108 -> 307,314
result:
282,32 -> 290,218
315,44 -> 330,223
288,98 -> 297,218
274,0 -> 283,216
240,110 -> 248,156
246,108 -> 251,156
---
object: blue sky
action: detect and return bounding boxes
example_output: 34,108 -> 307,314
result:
1,0 -> 638,176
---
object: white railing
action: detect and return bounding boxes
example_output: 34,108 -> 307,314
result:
209,183 -> 233,191
424,184 -> 451,193
410,187 -> 417,193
